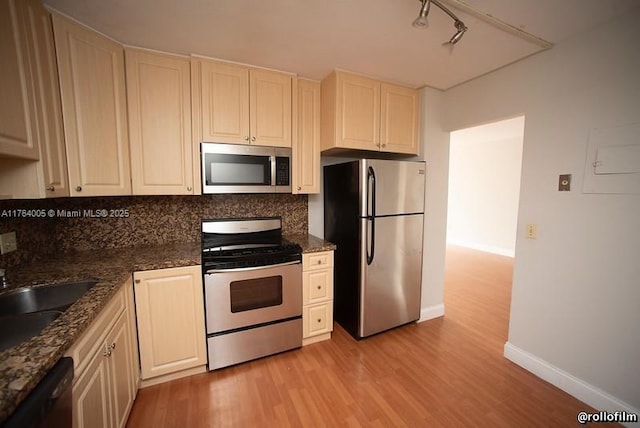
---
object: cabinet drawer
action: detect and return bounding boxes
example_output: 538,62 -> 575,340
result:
303,269 -> 333,305
303,302 -> 333,338
302,251 -> 334,271
65,286 -> 126,378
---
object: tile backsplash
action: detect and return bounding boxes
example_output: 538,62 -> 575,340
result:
0,194 -> 307,268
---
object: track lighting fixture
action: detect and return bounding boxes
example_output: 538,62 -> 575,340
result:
412,0 -> 468,45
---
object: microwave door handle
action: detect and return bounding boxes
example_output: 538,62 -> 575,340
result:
270,155 -> 276,187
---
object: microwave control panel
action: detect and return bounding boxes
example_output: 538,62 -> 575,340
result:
276,157 -> 290,186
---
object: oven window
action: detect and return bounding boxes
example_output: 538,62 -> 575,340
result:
205,153 -> 271,185
229,276 -> 283,312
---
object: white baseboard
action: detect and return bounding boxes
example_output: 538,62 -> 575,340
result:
417,304 -> 445,323
504,342 -> 639,427
447,239 -> 515,258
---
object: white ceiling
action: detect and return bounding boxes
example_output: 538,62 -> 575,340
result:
44,0 -> 638,90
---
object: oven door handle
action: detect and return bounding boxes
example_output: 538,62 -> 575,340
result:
205,260 -> 300,274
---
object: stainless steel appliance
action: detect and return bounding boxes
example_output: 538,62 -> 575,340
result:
324,159 -> 426,339
201,218 -> 302,370
201,142 -> 291,194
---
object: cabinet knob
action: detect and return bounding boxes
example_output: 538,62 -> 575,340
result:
46,185 -> 55,192
135,279 -> 140,284
317,285 -> 321,290
76,186 -> 82,192
297,186 -> 302,191
244,136 -> 249,141
187,186 -> 192,192
317,319 -> 322,323
111,342 -> 116,350
251,136 -> 256,142
317,260 -> 322,265
382,144 -> 386,148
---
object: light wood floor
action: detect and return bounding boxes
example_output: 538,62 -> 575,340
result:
127,246 -> 609,427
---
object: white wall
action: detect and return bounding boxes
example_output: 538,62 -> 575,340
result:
447,117 -> 524,257
443,7 -> 640,414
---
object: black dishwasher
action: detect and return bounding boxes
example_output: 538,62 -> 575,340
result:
3,357 -> 73,428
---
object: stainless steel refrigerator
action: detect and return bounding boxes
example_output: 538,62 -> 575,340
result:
324,159 -> 426,339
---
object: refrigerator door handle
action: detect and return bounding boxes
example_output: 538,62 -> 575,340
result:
367,166 -> 376,265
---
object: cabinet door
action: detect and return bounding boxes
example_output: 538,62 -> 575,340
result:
380,83 -> 419,155
106,311 -> 135,428
72,344 -> 110,428
0,0 -> 39,160
22,0 -> 69,196
53,14 -> 131,197
134,266 -> 207,379
126,49 -> 193,195
250,69 -> 292,147
200,60 -> 249,144
293,79 -> 320,194
303,302 -> 333,338
336,72 -> 380,151
303,269 -> 334,305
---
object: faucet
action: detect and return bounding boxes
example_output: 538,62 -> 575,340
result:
0,268 -> 8,289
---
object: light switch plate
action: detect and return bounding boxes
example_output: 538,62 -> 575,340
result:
0,232 -> 17,254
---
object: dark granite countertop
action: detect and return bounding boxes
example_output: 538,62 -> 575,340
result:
0,234 -> 333,423
0,242 -> 200,424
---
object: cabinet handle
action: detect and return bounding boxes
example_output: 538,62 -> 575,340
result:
76,186 -> 82,192
46,185 -> 55,192
251,136 -> 256,142
187,186 -> 192,192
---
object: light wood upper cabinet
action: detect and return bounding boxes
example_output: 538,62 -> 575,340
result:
194,58 -> 292,148
126,48 -> 193,195
249,68 -> 292,147
23,0 -> 69,196
133,265 -> 207,380
293,79 -> 321,194
380,83 -> 419,155
52,13 -> 131,197
321,70 -> 419,155
0,0 -> 40,160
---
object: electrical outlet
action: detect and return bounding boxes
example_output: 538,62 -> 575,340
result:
526,223 -> 537,239
0,232 -> 18,254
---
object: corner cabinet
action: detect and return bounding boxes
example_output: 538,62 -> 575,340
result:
52,13 -> 131,197
321,70 -> 419,155
133,265 -> 207,384
192,58 -> 293,148
292,79 -> 321,194
302,251 -> 334,345
65,279 -> 138,428
125,48 -> 194,195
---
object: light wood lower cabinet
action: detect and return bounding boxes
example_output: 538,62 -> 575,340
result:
302,251 -> 334,345
65,279 -> 138,428
133,266 -> 207,383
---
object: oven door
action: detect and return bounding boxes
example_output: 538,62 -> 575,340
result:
204,261 -> 302,334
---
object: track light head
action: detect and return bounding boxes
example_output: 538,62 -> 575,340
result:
412,0 -> 431,29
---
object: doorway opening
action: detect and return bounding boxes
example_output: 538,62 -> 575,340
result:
444,116 -> 524,352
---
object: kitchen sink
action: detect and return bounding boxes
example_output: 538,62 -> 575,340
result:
0,311 -> 63,352
0,280 -> 97,316
0,280 -> 97,352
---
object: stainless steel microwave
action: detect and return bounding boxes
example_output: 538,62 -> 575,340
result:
201,143 -> 291,194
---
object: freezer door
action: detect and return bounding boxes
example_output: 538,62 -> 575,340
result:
359,213 -> 424,337
360,159 -> 426,217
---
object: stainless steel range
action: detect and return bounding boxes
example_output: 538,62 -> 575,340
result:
201,217 -> 302,370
